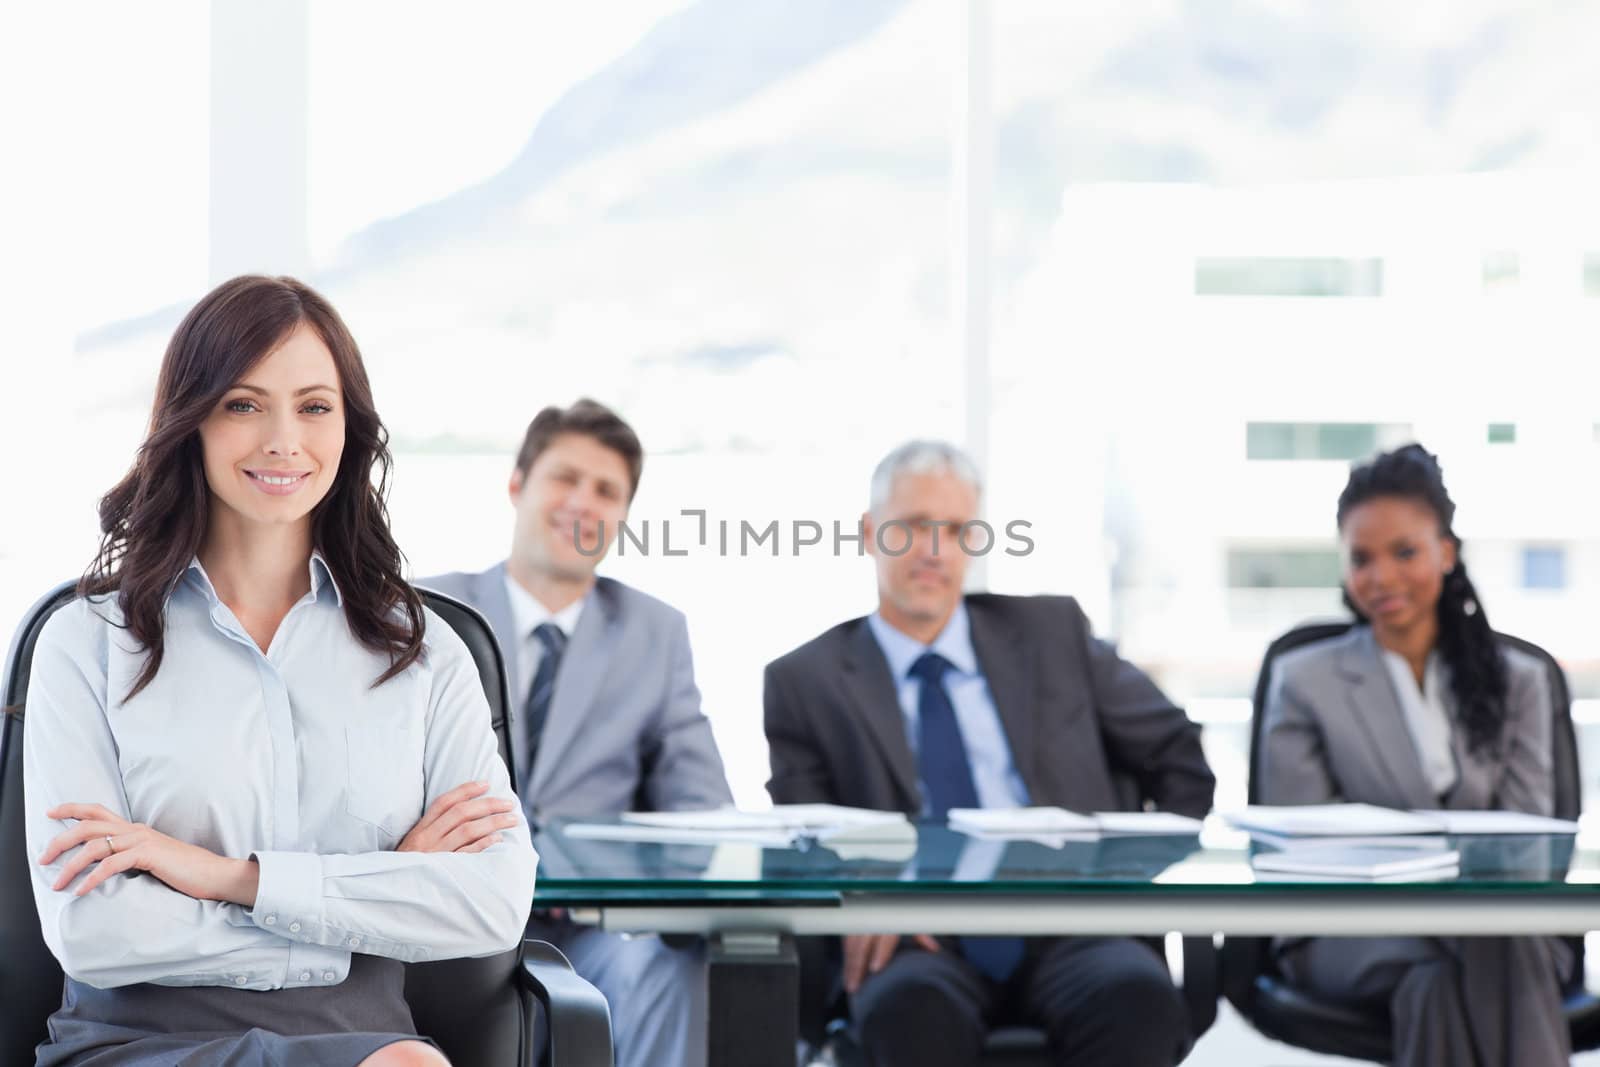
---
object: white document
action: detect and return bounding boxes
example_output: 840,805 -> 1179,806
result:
567,806 -> 916,854
948,808 -> 1203,837
1251,843 -> 1462,880
617,809 -> 782,831
1409,809 -> 1579,835
948,807 -> 1099,835
1092,811 -> 1206,835
1251,864 -> 1462,884
1246,833 -> 1453,852
1224,803 -> 1443,838
562,822 -> 798,848
956,831 -> 1103,849
620,804 -> 908,834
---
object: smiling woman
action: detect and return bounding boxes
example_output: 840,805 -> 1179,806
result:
204,333 -> 343,506
23,275 -> 535,1067
83,275 -> 424,697
1258,443 -> 1570,1067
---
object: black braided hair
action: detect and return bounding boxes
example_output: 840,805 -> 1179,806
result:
1336,443 -> 1507,757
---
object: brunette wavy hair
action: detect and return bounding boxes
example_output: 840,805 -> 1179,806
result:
80,274 -> 424,700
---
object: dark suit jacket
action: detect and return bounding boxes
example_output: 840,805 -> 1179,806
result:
763,593 -> 1214,817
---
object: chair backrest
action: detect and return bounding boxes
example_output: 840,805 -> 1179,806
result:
406,587 -> 529,1067
1,582 -> 77,1067
1247,620 -> 1582,817
1245,621 -> 1356,806
1227,619 -> 1588,1014
0,582 -> 528,1067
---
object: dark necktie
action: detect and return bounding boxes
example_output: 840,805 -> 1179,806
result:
521,622 -> 567,782
909,651 -> 1025,984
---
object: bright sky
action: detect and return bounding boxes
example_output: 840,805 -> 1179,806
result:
0,1 -> 690,340
306,0 -> 692,259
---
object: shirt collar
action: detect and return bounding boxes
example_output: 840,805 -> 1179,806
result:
1379,647 -> 1447,701
308,551 -> 342,605
179,551 -> 343,607
503,571 -> 586,640
867,600 -> 978,681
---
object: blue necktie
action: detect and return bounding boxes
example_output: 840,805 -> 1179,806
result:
521,623 -> 567,783
909,652 -> 1025,983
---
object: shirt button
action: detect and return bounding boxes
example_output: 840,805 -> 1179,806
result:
288,922 -> 301,933
263,915 -> 276,926
346,936 -> 360,948
299,971 -> 312,982
233,975 -> 247,986
323,971 -> 337,982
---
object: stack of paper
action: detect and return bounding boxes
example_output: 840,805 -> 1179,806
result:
622,804 -> 909,834
562,804 -> 911,848
947,807 -> 1203,839
1251,842 -> 1461,881
1413,810 -> 1579,835
1224,804 -> 1442,838
1225,804 -> 1579,842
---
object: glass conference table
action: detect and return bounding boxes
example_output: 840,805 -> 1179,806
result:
530,818 -> 1600,1065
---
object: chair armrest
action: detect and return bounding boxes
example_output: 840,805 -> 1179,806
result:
1179,935 -> 1219,1038
1218,934 -> 1271,1017
518,938 -> 614,1067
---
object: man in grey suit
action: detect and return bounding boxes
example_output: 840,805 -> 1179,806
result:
764,441 -> 1212,1067
421,398 -> 731,1067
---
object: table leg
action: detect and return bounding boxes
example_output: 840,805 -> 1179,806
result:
707,931 -> 798,1067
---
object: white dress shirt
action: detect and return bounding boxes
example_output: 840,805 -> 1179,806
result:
24,554 -> 537,991
1379,648 -> 1460,798
502,572 -> 586,704
867,603 -> 1031,812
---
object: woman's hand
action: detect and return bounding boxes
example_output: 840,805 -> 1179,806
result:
39,803 -> 259,906
398,780 -> 520,854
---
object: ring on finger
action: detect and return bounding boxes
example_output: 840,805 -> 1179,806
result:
104,835 -> 117,855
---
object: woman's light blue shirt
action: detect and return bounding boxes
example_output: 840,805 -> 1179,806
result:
23,554 -> 537,991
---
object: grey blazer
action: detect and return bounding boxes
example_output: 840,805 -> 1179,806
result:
418,563 -> 732,818
1260,625 -> 1554,814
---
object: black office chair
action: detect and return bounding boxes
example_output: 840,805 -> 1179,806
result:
1220,620 -> 1600,1062
818,770 -> 1220,1067
0,581 -> 613,1067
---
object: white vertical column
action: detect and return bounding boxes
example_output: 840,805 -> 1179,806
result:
953,0 -> 993,588
209,0 -> 311,283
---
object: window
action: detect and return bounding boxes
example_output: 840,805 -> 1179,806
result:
1227,549 -> 1342,590
1522,546 -> 1567,591
1246,422 -> 1413,462
1487,423 -> 1517,445
1482,250 -> 1520,290
976,0 -> 1600,811
1195,257 -> 1383,297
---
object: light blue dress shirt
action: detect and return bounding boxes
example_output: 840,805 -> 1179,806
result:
867,604 -> 1030,814
23,554 -> 537,991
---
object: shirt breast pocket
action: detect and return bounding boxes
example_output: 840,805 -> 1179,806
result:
345,724 -> 426,840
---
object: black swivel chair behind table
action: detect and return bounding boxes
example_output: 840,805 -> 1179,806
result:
0,581 -> 614,1067
1220,620 -> 1600,1061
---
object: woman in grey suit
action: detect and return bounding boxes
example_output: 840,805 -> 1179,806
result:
1261,443 -> 1571,1067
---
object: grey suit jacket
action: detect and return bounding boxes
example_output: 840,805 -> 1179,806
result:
764,593 -> 1215,818
1260,625 -> 1554,814
418,564 -> 732,818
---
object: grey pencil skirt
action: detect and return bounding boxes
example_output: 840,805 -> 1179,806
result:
35,952 -> 436,1067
